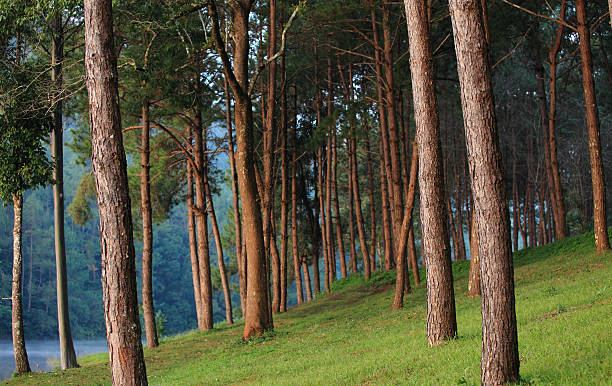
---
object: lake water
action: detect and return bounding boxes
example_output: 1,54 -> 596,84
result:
0,339 -> 108,381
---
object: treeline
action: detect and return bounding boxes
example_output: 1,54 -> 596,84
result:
1,0 -> 611,384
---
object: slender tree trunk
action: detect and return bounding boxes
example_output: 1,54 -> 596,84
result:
332,135 -> 346,278
186,147 -> 204,328
12,194 -> 30,375
83,1 -> 148,381
449,0 -> 520,382
467,215 -> 481,297
365,133 -> 377,269
347,145 -> 358,274
576,0 -> 610,252
225,79 -> 246,318
141,102 -> 158,348
546,6 -> 568,240
279,52 -> 288,313
51,15 -> 78,368
204,166 -> 233,325
325,55 -> 336,283
313,183 -> 322,295
193,102 -> 213,331
382,3 -> 405,248
392,143 -> 418,310
372,7 -> 394,269
351,135 -> 371,279
408,225 -> 420,284
291,143 -> 303,304
404,0 -> 456,344
302,259 -> 313,301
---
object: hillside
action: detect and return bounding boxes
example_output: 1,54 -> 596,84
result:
6,232 -> 612,385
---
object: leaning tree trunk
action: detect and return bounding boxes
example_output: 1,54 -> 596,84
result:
404,0 -> 457,345
84,0 -> 148,382
576,0 -> 610,252
51,13 -> 78,369
204,168 -> 233,325
12,194 -> 31,375
449,0 -> 520,382
141,101 -> 158,348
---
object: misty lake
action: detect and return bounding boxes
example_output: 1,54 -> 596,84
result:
0,339 -> 108,381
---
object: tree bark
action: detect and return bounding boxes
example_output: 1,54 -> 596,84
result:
365,132 -> 377,270
576,0 -> 610,252
186,144 -> 204,328
209,0 -> 273,338
302,259 -> 313,301
51,14 -> 78,368
332,134 -> 346,278
547,2 -> 567,240
325,55 -> 336,284
12,194 -> 31,375
449,0 -> 520,382
404,0 -> 457,345
351,134 -> 371,279
225,78 -> 246,318
347,143 -> 358,274
84,0 -> 148,382
141,102 -> 158,348
291,141 -> 303,304
279,51 -> 288,313
193,101 -> 213,331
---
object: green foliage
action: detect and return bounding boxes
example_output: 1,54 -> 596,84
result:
0,63 -> 53,203
67,173 -> 96,226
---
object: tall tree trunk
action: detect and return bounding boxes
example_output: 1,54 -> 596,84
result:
193,101 -> 213,331
225,78 -> 246,318
325,55 -> 336,284
347,144 -> 358,274
209,0 -> 273,338
204,166 -> 233,325
264,0 -> 281,314
351,132 -> 371,279
186,146 -> 204,328
141,101 -> 158,348
332,134 -> 346,278
83,0 -> 148,381
404,0 -> 457,345
372,7 -> 394,269
365,132 -> 377,269
12,194 -> 30,375
279,52 -> 288,313
291,142 -> 303,304
51,15 -> 78,368
576,0 -> 610,252
449,0 -> 520,382
408,225 -> 420,285
546,4 -> 568,240
382,3 -> 405,248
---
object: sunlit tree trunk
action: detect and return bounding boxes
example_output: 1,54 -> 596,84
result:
12,194 -> 31,375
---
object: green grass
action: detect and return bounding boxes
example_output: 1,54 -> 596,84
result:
6,231 -> 612,385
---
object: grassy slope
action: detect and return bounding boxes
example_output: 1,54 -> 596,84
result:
6,231 -> 612,385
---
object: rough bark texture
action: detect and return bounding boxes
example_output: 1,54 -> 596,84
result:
51,16 -> 79,368
141,102 -> 158,348
405,0 -> 457,346
351,138 -> 371,279
209,0 -> 273,338
279,53 -> 288,313
449,0 -> 520,382
291,147 -> 303,304
83,0 -> 148,382
12,194 -> 31,375
332,135 -> 346,278
576,0 -> 610,252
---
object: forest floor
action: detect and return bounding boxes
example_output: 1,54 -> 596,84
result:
5,231 -> 612,385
